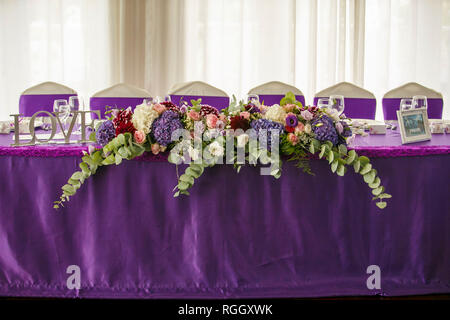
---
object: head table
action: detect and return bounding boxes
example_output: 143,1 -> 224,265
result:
0,129 -> 449,298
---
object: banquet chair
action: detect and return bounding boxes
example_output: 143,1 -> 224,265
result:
90,83 -> 152,119
19,81 -> 77,117
248,81 -> 305,106
382,82 -> 443,120
314,82 -> 376,119
168,81 -> 230,110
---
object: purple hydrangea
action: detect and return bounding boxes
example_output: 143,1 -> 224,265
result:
311,114 -> 339,145
95,120 -> 116,146
250,119 -> 284,151
340,121 -> 353,137
151,110 -> 183,146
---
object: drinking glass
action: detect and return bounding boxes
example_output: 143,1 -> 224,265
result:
164,95 -> 172,102
317,98 -> 330,109
412,95 -> 428,109
400,98 -> 413,111
247,94 -> 260,104
144,97 -> 154,105
69,96 -> 83,133
53,99 -> 70,133
329,95 -> 345,115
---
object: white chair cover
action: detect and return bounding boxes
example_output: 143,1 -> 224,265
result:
314,82 -> 375,99
21,81 -> 77,95
248,81 -> 303,96
168,81 -> 228,97
91,83 -> 151,98
383,82 -> 442,99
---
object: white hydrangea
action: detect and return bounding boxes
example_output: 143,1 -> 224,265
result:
131,103 -> 159,135
264,104 -> 287,124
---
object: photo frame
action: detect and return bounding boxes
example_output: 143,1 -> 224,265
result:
396,107 -> 431,144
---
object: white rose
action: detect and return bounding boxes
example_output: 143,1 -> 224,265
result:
304,123 -> 312,134
324,108 -> 340,122
236,133 -> 249,148
188,146 -> 200,161
207,141 -> 224,157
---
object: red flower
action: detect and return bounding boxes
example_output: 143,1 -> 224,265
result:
161,101 -> 180,113
285,125 -> 295,133
199,104 -> 219,117
113,108 -> 136,136
230,115 -> 250,131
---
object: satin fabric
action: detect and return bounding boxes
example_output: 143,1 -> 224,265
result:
19,94 -> 77,117
313,97 -> 376,119
0,152 -> 449,298
169,95 -> 230,110
89,97 -> 147,119
382,98 -> 443,120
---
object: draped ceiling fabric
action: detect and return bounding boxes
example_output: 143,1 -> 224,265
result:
1,0 -> 450,121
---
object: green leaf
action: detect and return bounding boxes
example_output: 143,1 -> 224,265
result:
62,184 -> 75,195
360,163 -> 372,175
378,193 -> 392,199
336,164 -> 346,176
79,162 -> 90,174
346,149 -> 356,164
309,143 -> 315,154
89,131 -> 96,142
71,171 -> 84,181
364,171 -> 376,184
368,177 -> 381,189
338,144 -> 347,155
358,156 -> 370,165
372,186 -> 385,196
319,145 -> 327,159
102,154 -> 115,165
180,174 -> 194,186
353,160 -> 361,173
331,160 -> 338,173
92,151 -> 103,165
327,151 -> 334,164
376,201 -> 387,209
115,154 -> 122,165
118,146 -> 128,159
178,181 -> 190,191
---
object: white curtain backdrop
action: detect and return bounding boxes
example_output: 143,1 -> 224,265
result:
0,0 -> 449,120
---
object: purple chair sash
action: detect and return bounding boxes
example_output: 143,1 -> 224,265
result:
382,98 -> 443,120
257,94 -> 305,107
19,94 -> 77,117
169,95 -> 230,110
313,97 -> 376,120
89,97 -> 147,119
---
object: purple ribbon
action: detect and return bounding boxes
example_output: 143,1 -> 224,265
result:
169,95 -> 230,110
313,97 -> 377,119
89,97 -> 147,119
382,98 -> 443,120
19,94 -> 77,117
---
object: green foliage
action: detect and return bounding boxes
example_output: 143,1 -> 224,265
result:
53,133 -> 146,209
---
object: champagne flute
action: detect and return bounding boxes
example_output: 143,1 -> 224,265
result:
329,95 -> 345,115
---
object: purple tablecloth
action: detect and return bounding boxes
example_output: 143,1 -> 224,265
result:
0,130 -> 449,298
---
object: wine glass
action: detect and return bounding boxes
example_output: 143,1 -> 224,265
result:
53,99 -> 68,133
317,98 -> 330,109
247,94 -> 259,104
329,95 -> 345,115
164,95 -> 171,102
400,98 -> 413,111
412,95 -> 428,109
69,96 -> 83,133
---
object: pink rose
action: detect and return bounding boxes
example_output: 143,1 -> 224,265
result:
300,110 -> 313,121
219,114 -> 227,122
206,114 -> 219,129
284,104 -> 296,112
153,103 -> 166,114
188,110 -> 201,121
287,133 -> 299,146
134,130 -> 146,144
240,111 -> 250,120
151,143 -> 160,155
216,120 -> 225,131
295,122 -> 305,134
335,122 -> 344,134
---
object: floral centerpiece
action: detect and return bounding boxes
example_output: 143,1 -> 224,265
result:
54,93 -> 391,209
